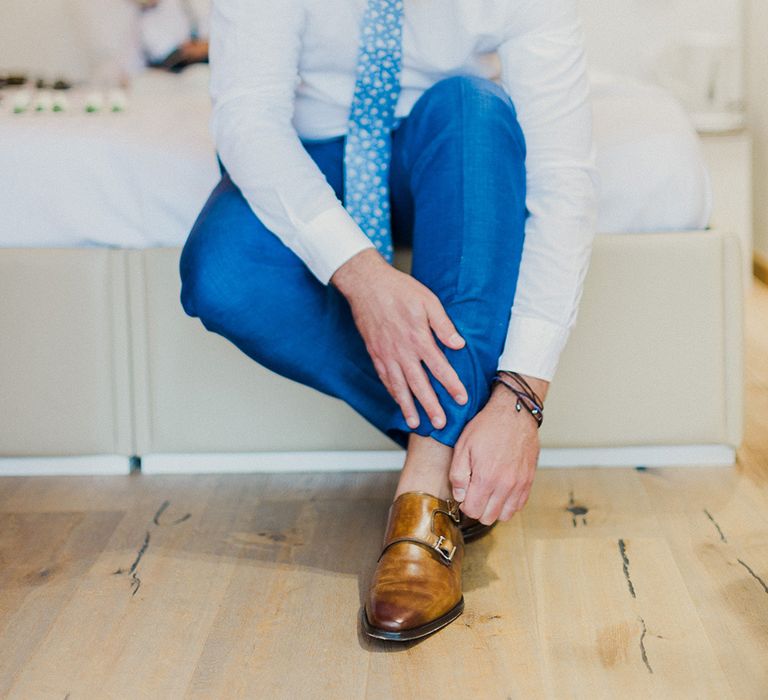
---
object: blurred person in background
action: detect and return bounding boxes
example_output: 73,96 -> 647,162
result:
70,0 -> 209,85
135,0 -> 210,72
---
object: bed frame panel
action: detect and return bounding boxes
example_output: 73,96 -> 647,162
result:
0,248 -> 133,472
132,230 -> 744,469
0,230 -> 744,473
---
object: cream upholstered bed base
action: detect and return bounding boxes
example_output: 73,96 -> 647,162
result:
0,249 -> 133,474
0,230 -> 744,474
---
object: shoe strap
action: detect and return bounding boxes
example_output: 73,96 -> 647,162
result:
379,492 -> 461,565
379,534 -> 458,564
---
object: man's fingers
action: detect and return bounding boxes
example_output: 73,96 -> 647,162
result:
499,481 -> 533,520
512,481 -> 533,512
479,491 -> 506,526
372,358 -> 396,406
372,356 -> 390,388
386,361 -> 420,429
460,477 -> 491,520
449,444 -> 471,501
426,299 -> 465,350
421,342 -> 468,405
499,496 -> 518,521
403,361 -> 446,429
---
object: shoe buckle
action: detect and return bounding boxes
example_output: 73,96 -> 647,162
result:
443,499 -> 462,524
433,535 -> 457,563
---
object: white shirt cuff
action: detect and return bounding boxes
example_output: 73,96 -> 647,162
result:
496,314 -> 572,382
296,206 -> 376,284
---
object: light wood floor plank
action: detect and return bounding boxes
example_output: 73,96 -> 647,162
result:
530,537 -> 733,699
0,510 -> 125,698
639,478 -> 768,697
522,467 -> 662,538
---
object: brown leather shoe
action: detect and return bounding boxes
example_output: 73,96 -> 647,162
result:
362,492 -> 464,641
458,513 -> 497,543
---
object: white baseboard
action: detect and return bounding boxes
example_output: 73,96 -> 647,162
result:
141,450 -> 407,474
0,455 -> 132,476
539,444 -> 735,467
0,445 -> 733,477
141,444 -> 736,475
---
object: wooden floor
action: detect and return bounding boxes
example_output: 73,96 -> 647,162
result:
1,284 -> 767,700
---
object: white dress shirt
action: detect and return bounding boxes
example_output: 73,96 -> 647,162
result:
209,0 -> 599,382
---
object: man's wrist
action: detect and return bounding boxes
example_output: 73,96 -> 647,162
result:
496,372 -> 549,402
489,381 -> 520,408
329,248 -> 387,298
489,372 -> 549,416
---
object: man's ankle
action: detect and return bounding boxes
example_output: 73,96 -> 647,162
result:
394,433 -> 454,500
394,472 -> 452,500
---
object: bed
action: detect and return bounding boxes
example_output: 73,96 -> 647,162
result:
0,67 -> 712,247
0,67 -> 743,473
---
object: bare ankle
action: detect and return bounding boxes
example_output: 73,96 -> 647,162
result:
394,434 -> 453,500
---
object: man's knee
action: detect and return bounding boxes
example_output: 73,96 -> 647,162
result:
179,222 -> 230,325
179,194 -> 254,326
180,233 -> 276,355
428,74 -> 509,105
179,196 -> 316,353
179,175 -> 284,325
414,74 -> 525,155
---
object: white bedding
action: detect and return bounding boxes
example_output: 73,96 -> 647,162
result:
0,67 -> 711,249
0,68 -> 220,249
590,70 -> 712,233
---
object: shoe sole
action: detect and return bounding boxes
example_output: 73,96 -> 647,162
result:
461,521 -> 496,543
361,597 -> 465,642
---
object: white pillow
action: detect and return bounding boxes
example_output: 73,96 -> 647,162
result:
590,70 -> 713,233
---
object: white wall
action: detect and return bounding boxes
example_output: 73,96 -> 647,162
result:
745,0 -> 768,260
0,0 -> 211,83
1,1 -> 745,90
0,0 -> 86,80
0,0 -> 140,83
579,0 -> 748,112
579,0 -> 742,69
579,0 -> 744,121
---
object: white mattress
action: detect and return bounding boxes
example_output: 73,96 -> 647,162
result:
0,67 -> 711,249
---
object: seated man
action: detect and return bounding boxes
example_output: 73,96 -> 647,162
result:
180,0 -> 598,641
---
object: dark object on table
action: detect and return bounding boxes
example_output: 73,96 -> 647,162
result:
53,79 -> 72,90
6,74 -> 27,86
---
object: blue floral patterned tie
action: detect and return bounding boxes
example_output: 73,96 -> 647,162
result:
343,0 -> 405,263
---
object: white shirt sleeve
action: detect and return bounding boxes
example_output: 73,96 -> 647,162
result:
496,0 -> 599,381
209,0 -> 375,284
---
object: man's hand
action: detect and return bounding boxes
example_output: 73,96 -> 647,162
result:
331,249 -> 468,430
449,376 -> 548,524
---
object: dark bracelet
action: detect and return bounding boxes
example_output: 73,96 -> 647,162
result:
499,370 -> 544,407
491,372 -> 544,428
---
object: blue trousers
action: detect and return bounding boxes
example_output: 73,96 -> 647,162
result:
179,75 -> 527,449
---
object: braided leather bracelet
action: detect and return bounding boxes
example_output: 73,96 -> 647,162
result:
491,371 -> 544,428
